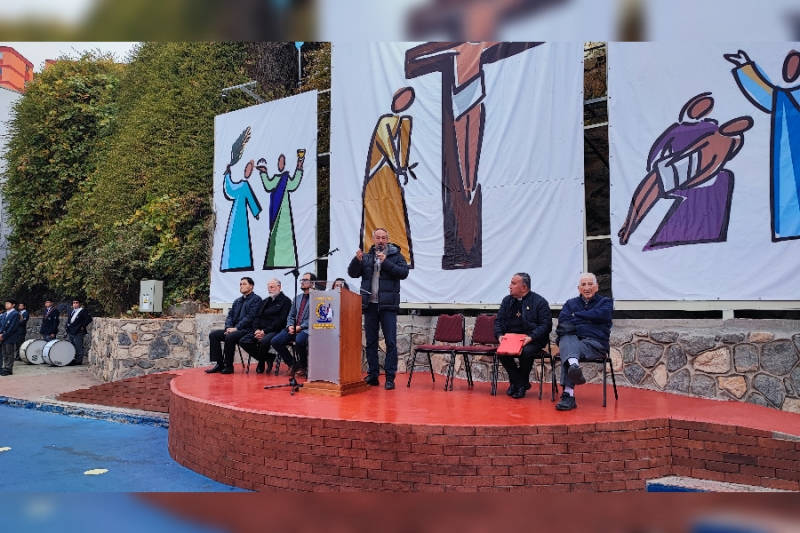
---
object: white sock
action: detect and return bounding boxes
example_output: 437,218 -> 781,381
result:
568,358 -> 578,366
564,387 -> 574,396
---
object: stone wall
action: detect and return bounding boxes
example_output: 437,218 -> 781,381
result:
608,319 -> 800,414
89,315 -> 800,412
90,318 -> 197,382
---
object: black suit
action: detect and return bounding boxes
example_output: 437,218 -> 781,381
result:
239,292 -> 291,364
66,307 -> 93,364
40,306 -> 60,339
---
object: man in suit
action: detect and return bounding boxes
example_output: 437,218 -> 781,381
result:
14,301 -> 28,361
0,299 -> 20,376
271,272 -> 318,377
65,298 -> 93,366
40,299 -> 60,340
206,277 -> 262,375
238,278 -> 291,374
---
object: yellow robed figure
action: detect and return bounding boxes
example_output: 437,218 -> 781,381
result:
360,87 -> 418,267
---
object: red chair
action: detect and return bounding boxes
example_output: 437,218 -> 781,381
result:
453,314 -> 498,393
407,314 -> 465,390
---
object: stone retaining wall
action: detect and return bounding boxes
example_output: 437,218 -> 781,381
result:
89,316 -> 800,412
89,318 -> 197,382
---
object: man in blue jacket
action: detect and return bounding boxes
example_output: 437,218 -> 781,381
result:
555,273 -> 613,411
206,277 -> 262,375
495,273 -> 553,399
0,299 -> 20,376
14,301 -> 29,361
348,228 -> 409,390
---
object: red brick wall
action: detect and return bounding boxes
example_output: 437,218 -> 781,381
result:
57,373 -> 177,413
670,420 -> 800,491
168,394 -> 676,492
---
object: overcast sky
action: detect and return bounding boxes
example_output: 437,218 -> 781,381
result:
4,42 -> 139,72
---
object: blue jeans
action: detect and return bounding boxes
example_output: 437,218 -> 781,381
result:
364,304 -> 397,380
271,329 -> 308,369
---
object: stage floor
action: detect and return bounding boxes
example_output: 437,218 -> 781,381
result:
171,367 -> 800,435
168,367 -> 800,492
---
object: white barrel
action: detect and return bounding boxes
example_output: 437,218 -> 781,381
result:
21,339 -> 47,365
43,339 -> 76,367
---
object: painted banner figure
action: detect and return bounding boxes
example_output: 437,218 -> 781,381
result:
258,151 -> 305,269
405,42 -> 542,269
220,127 -> 263,272
725,49 -> 800,241
618,93 -> 753,250
360,87 -> 417,267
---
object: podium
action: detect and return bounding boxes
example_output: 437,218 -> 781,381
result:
304,288 -> 370,396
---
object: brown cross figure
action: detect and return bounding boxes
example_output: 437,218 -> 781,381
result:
405,42 -> 543,269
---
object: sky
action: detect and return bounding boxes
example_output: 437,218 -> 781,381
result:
4,42 -> 139,72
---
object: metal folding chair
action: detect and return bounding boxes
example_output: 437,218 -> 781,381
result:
407,313 -> 465,390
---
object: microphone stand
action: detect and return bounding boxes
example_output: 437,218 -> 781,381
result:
284,247 -> 340,297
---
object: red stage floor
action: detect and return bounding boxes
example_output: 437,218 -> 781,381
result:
171,367 -> 800,435
168,367 -> 800,492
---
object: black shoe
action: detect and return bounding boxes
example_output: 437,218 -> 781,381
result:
205,363 -> 224,374
256,361 -> 266,374
265,362 -> 273,374
67,360 -> 83,366
0,370 -> 10,376
506,385 -> 517,396
556,392 -> 577,411
512,387 -> 526,399
220,366 -> 234,375
365,375 -> 379,386
524,382 -> 532,391
14,356 -> 21,361
567,363 -> 586,385
385,380 -> 395,390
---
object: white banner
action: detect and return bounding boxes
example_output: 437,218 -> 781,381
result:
328,42 -> 585,305
210,91 -> 318,303
610,43 -> 800,301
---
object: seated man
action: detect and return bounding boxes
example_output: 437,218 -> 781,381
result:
206,277 -> 262,375
239,278 -> 291,374
271,272 -> 317,377
495,272 -> 552,399
555,273 -> 613,411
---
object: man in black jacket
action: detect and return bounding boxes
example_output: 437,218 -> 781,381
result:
348,228 -> 409,390
207,277 -> 262,375
65,298 -> 93,365
239,278 -> 291,374
40,299 -> 60,340
495,273 -> 553,399
554,273 -> 613,411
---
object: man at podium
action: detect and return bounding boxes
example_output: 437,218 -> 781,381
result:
348,228 -> 409,390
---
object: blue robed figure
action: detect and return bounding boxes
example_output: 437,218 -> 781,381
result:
220,127 -> 263,272
727,49 -> 800,241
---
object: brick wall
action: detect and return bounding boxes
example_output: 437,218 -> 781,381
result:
168,391 -> 800,492
56,372 -> 177,413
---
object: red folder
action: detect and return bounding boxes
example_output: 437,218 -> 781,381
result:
496,333 -> 527,355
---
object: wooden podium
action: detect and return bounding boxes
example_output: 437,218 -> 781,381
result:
303,287 -> 370,396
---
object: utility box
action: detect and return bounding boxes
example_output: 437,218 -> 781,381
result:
140,280 -> 164,313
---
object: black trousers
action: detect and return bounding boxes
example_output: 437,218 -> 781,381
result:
209,329 -> 249,366
239,331 -> 279,363
499,343 -> 541,387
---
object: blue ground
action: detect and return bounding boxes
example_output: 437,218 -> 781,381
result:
0,404 -> 243,492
